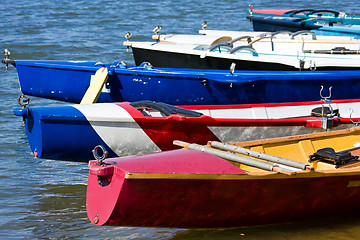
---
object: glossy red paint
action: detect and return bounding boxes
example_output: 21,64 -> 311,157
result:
178,98 -> 360,110
251,9 -> 295,15
87,149 -> 360,228
113,102 -> 360,151
86,149 -> 246,226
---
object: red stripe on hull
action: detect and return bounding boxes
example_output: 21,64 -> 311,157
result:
252,9 -> 295,15
136,119 -> 220,150
179,99 -> 360,110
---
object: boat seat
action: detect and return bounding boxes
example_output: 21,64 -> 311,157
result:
309,147 -> 359,168
130,100 -> 203,117
311,106 -> 339,117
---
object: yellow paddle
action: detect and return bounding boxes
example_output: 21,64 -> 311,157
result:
80,67 -> 109,104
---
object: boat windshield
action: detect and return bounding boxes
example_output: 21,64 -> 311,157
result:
193,45 -> 210,51
211,46 -> 232,53
193,44 -> 232,53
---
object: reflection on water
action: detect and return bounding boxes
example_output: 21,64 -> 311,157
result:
173,215 -> 360,239
172,216 -> 360,240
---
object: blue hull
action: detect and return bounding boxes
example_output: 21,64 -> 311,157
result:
16,106 -> 117,161
14,60 -> 360,105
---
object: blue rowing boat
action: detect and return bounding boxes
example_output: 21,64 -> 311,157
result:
7,60 -> 360,105
13,100 -> 360,161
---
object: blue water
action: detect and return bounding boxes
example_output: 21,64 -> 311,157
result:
1,0 -> 360,239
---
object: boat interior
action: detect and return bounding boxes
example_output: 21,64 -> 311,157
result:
175,127 -> 360,176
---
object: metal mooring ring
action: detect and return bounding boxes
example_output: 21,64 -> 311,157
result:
17,94 -> 30,108
92,145 -> 108,165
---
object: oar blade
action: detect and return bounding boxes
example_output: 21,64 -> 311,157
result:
80,67 -> 109,104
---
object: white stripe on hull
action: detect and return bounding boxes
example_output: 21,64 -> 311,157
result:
72,102 -> 360,157
73,103 -> 161,156
208,125 -> 352,143
196,102 -> 360,119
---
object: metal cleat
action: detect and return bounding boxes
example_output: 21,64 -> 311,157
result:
125,32 -> 132,52
2,49 -> 15,70
201,21 -> 208,30
153,26 -> 161,35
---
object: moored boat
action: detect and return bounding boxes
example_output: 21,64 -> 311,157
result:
125,29 -> 360,71
247,15 -> 360,37
6,59 -> 360,104
151,29 -> 359,45
13,100 -> 360,161
247,5 -> 360,36
126,35 -> 360,70
248,6 -> 360,26
86,127 -> 360,228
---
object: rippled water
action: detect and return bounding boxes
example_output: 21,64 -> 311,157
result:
1,0 -> 360,239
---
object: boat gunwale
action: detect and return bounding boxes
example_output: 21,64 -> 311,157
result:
123,168 -> 360,180
15,60 -> 360,78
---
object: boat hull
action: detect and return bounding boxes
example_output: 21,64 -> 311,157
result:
131,46 -> 360,71
86,149 -> 360,228
13,60 -> 360,104
132,47 -> 298,70
14,100 -> 360,161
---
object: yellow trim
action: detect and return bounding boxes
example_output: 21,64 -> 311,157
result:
347,181 -> 360,187
125,169 -> 360,181
121,128 -> 360,182
123,41 -> 132,46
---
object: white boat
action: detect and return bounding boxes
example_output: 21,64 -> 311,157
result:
152,29 -> 360,44
124,31 -> 360,70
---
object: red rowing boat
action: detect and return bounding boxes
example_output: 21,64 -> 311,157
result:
87,127 -> 360,228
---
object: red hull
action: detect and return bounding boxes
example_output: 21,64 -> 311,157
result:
87,149 -> 360,228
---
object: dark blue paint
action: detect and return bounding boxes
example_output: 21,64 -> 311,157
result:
16,106 -> 117,161
14,60 -> 360,105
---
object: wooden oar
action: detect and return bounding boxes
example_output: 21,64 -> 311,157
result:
80,67 -> 109,104
174,140 -> 296,175
209,141 -> 313,170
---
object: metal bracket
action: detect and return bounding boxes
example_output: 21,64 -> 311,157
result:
230,62 -> 236,76
349,108 -> 360,125
321,117 -> 333,130
17,94 -> 30,124
309,60 -> 316,71
320,85 -> 332,103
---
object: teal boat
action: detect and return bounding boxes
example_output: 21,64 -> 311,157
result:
248,6 -> 360,37
248,6 -> 360,25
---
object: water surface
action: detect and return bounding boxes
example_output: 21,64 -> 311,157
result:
1,0 -> 360,239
